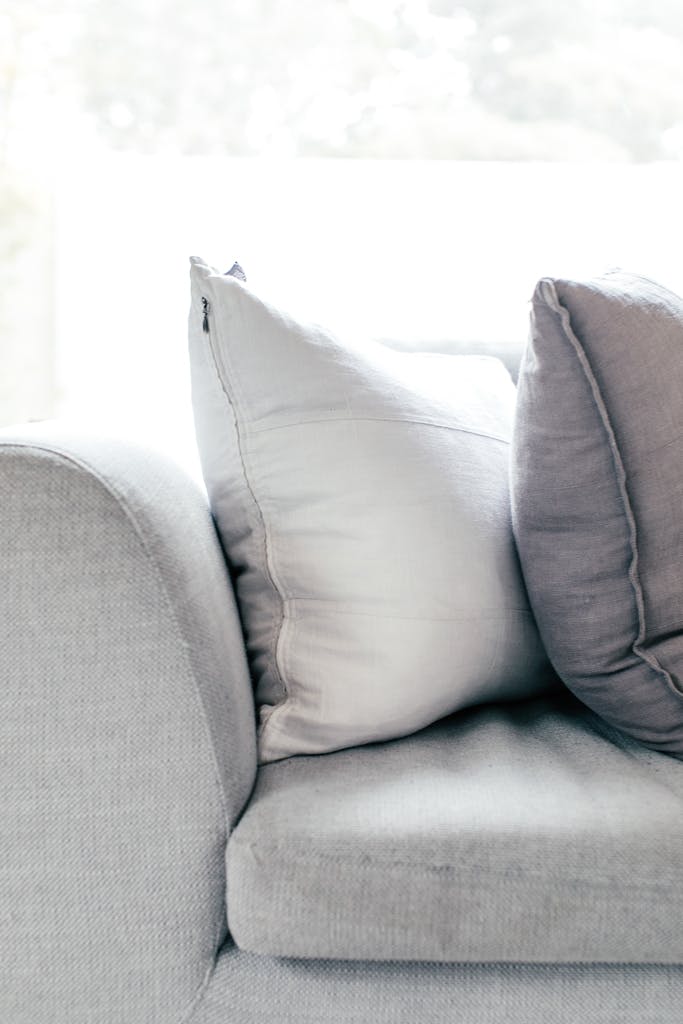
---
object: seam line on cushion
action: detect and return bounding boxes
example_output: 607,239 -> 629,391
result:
1,440 -> 230,1024
604,268 -> 683,304
284,600 -> 535,620
250,415 -> 510,445
201,283 -> 289,729
181,922 -> 226,1024
540,279 -> 683,703
232,838 -> 683,889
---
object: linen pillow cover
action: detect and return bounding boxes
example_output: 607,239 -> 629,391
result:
189,257 -> 549,763
512,271 -> 683,758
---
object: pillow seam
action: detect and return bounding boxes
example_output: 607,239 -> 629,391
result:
250,415 -> 510,444
202,281 -> 290,728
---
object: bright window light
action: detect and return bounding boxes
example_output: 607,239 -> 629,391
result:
3,1 -> 683,472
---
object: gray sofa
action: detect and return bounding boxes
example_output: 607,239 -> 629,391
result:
3,343 -> 683,1023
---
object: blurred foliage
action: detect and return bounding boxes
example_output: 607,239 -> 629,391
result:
0,164 -> 36,353
71,0 -> 683,160
2,0 -> 683,163
2,1 -> 680,426
0,163 -> 54,423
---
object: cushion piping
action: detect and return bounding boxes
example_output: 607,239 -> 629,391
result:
539,278 -> 683,704
201,280 -> 290,731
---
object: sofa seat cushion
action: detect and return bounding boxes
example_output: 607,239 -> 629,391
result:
227,692 -> 683,963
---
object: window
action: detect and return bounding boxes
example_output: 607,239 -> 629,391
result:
3,1 -> 683,470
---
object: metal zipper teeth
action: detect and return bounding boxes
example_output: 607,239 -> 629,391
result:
201,293 -> 231,399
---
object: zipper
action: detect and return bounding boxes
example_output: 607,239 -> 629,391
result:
202,262 -> 246,333
201,292 -> 230,388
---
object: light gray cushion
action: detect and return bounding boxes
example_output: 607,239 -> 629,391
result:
226,692 -> 683,963
511,272 -> 683,757
188,257 -> 550,763
195,940 -> 683,1024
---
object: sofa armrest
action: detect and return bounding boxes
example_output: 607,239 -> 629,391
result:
0,423 -> 257,1024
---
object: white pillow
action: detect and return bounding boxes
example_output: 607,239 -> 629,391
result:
189,257 -> 549,763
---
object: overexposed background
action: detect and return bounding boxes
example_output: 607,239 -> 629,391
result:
3,1 -> 683,473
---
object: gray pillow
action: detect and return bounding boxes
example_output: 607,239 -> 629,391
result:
511,270 -> 683,757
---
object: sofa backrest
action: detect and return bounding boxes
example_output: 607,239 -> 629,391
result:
378,338 -> 525,383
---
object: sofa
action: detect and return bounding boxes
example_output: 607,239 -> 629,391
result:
3,332 -> 683,1024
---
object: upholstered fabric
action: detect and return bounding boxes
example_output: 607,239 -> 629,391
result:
227,691 -> 683,963
189,257 -> 549,763
382,336 -> 523,382
511,272 -> 683,757
193,941 -> 683,1024
0,424 -> 257,1024
5,422 -> 682,1022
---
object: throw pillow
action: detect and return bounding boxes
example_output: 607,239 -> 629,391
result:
511,271 -> 683,758
189,257 -> 550,763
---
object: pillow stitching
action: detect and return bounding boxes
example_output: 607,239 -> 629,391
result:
202,279 -> 291,733
541,278 -> 683,705
207,277 -> 516,751
285,601 -> 536,620
194,265 -> 548,760
250,414 -> 510,445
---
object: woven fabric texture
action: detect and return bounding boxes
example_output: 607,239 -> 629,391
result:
192,940 -> 683,1024
0,425 -> 257,1024
512,272 -> 683,756
227,691 -> 683,963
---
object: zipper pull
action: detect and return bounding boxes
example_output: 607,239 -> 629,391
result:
202,296 -> 210,333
